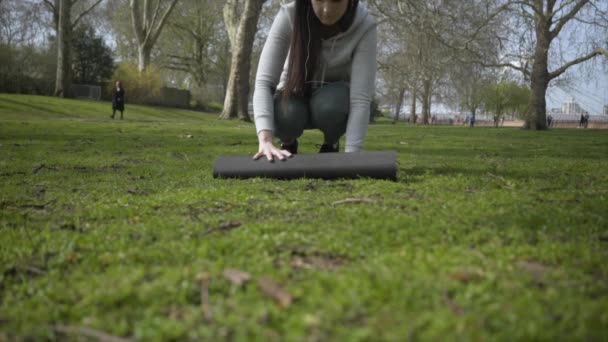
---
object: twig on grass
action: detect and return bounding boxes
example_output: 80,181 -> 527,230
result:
200,221 -> 242,236
223,268 -> 251,286
442,291 -> 465,315
32,164 -> 59,174
331,198 -> 376,206
199,273 -> 213,322
19,265 -> 47,276
54,325 -> 133,342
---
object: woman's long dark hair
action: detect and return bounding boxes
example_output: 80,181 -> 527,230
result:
282,0 -> 358,101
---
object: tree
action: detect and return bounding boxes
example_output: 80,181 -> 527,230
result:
0,0 -> 55,94
71,25 -> 114,84
220,0 -> 267,121
43,0 -> 105,97
159,0 -> 224,89
448,62 -> 492,121
371,0 -> 456,125
512,0 -> 608,129
428,0 -> 608,130
480,81 -> 531,124
129,0 -> 179,73
375,25 -> 418,124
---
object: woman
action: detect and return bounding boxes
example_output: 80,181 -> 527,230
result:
111,81 -> 125,120
253,0 -> 377,161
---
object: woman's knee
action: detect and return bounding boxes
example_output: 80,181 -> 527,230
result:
273,95 -> 309,141
309,83 -> 349,134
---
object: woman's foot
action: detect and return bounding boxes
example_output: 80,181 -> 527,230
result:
280,139 -> 298,154
318,142 -> 339,153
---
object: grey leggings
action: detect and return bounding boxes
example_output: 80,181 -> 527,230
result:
274,82 -> 349,143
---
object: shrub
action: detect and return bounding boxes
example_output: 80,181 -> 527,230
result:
204,100 -> 223,113
107,63 -> 161,105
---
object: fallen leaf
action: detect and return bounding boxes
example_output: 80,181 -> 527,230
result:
517,260 -> 549,284
168,305 -> 184,321
223,268 -> 251,286
448,269 -> 484,283
257,277 -> 293,308
332,198 -> 376,206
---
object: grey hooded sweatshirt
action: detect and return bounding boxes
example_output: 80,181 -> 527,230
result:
253,2 -> 377,152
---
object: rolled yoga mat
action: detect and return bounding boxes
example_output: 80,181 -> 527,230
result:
213,151 -> 398,180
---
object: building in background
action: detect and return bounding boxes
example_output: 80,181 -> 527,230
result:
561,97 -> 584,114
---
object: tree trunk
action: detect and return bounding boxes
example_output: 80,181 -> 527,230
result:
236,0 -> 263,121
421,79 -> 431,124
130,0 -> 178,73
409,86 -> 417,124
222,61 -> 239,119
393,87 -> 406,123
221,39 -> 230,96
54,0 -> 71,97
220,0 -> 265,121
223,0 -> 239,47
524,15 -> 551,129
525,43 -> 550,129
137,44 -> 152,73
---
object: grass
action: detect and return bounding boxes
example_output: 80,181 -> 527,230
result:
1,93 -> 607,341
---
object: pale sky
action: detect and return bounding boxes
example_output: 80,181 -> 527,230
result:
546,73 -> 608,115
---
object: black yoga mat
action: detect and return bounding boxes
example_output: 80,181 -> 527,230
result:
213,151 -> 397,180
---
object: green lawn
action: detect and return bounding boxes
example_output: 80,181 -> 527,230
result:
1,94 -> 607,341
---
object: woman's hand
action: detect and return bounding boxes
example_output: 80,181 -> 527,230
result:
253,130 -> 292,161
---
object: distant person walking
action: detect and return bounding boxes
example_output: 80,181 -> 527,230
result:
111,81 -> 125,120
547,114 -> 553,128
579,113 -> 589,128
469,115 -> 475,127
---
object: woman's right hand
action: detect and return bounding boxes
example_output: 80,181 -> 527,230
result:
253,130 -> 292,162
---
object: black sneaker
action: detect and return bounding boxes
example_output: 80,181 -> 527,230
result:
318,142 -> 339,153
280,139 -> 298,154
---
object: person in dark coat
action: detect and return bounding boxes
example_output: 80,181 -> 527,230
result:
111,81 -> 125,120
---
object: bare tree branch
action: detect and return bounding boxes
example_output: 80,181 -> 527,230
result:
42,0 -> 55,11
572,16 -> 608,28
550,0 -> 591,39
549,47 -> 608,79
130,0 -> 145,44
549,0 -> 579,21
150,0 -> 178,47
72,0 -> 104,27
144,0 -> 163,45
508,0 -> 542,16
